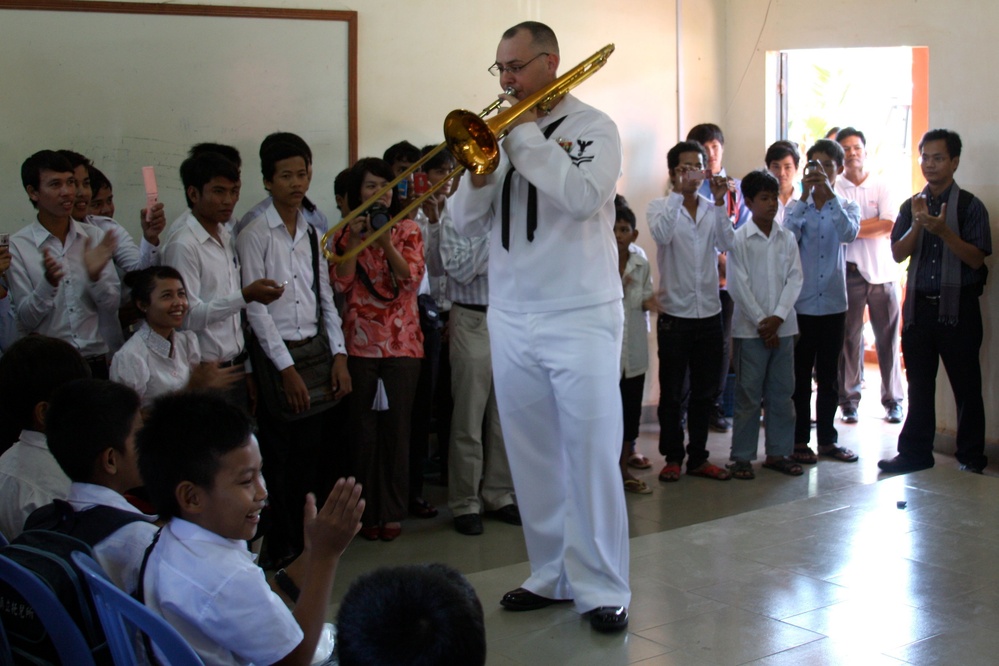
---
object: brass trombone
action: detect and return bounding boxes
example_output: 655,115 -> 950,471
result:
322,43 -> 615,263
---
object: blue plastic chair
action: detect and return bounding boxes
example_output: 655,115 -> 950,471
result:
0,553 -> 96,665
0,529 -> 8,547
71,551 -> 204,665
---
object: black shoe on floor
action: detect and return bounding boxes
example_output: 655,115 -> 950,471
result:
960,464 -> 985,475
488,504 -> 522,526
878,455 -> 934,474
586,606 -> 629,632
841,407 -> 859,423
454,513 -> 484,536
500,588 -> 571,611
885,403 -> 904,424
708,414 -> 731,433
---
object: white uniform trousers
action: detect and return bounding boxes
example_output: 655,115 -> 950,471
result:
488,301 -> 631,612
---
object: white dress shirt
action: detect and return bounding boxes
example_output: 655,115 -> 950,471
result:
65,482 -> 158,594
0,430 -> 71,540
621,248 -> 654,378
161,211 -> 246,363
144,518 -> 303,666
414,206 -> 449,310
727,219 -> 803,338
234,196 -> 330,237
236,204 -> 345,371
647,192 -> 735,318
440,205 -> 490,306
835,172 -> 898,284
7,219 -> 120,356
110,323 -> 202,406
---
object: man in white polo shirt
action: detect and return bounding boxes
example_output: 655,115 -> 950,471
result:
833,127 -> 904,425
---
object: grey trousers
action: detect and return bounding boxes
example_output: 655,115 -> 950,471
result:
837,265 -> 904,410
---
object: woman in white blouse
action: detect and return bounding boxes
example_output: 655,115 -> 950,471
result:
110,266 -> 237,406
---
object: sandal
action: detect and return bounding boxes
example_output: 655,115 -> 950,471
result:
658,463 -> 682,482
628,452 -> 652,469
686,462 -> 732,481
791,446 -> 818,465
408,497 -> 439,519
762,457 -> 804,476
818,445 -> 859,463
725,460 -> 755,480
624,478 -> 653,494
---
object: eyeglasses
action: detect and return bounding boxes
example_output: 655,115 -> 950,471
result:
488,52 -> 549,77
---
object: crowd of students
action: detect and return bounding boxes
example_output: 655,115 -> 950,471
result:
0,114 -> 989,660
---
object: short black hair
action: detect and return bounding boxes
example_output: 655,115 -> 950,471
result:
0,336 -> 90,432
88,165 -> 112,195
382,141 -> 420,167
179,151 -> 240,208
259,132 -> 312,164
615,197 -> 637,230
686,123 -> 725,146
188,143 -> 242,169
740,169 -> 780,201
334,168 -> 350,198
123,266 -> 186,312
21,150 -> 75,208
919,129 -> 962,158
667,140 -> 707,171
420,144 -> 456,173
345,157 -> 398,211
47,379 -> 140,483
765,140 -> 801,169
501,21 -> 559,55
835,127 -> 866,146
336,564 -> 486,666
260,140 -> 310,182
137,391 -> 253,520
807,139 -> 846,167
57,150 -> 91,170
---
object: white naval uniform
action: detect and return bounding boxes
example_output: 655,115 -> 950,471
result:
451,93 -> 630,612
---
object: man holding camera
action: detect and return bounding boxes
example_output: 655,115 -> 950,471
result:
782,140 -> 860,465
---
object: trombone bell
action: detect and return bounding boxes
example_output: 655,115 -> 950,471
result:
444,110 -> 500,176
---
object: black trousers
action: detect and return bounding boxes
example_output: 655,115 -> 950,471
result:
620,373 -> 645,443
714,289 -> 735,407
657,313 -> 723,467
897,293 -> 986,468
793,312 -> 846,446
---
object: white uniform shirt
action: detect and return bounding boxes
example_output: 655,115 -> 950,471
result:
7,219 -> 120,356
143,518 -> 303,666
161,211 -> 246,363
234,196 -> 330,237
621,248 -> 653,378
451,94 -> 623,313
236,204 -> 345,371
0,430 -> 71,540
413,207 -> 449,310
110,323 -> 202,406
835,172 -> 898,284
65,482 -> 158,595
727,219 -> 803,339
83,215 -> 159,273
647,192 -> 735,318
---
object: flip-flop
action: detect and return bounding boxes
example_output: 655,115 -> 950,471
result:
686,462 -> 732,481
628,452 -> 652,469
818,445 -> 859,463
791,446 -> 818,464
762,457 -> 804,476
624,478 -> 653,494
726,460 -> 755,480
658,463 -> 682,482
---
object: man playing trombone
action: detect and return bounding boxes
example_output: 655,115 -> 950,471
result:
451,21 -> 630,633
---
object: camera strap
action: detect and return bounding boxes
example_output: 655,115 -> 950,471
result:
356,256 -> 399,302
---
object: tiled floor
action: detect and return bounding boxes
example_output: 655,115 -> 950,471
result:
327,376 -> 998,665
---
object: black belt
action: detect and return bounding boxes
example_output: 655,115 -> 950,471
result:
219,350 -> 249,368
284,335 -> 316,350
454,302 -> 487,313
916,293 -> 941,303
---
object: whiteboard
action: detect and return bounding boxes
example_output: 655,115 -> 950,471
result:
0,1 -> 357,238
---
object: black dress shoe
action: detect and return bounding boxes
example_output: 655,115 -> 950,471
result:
586,606 -> 629,632
877,455 -> 934,474
454,513 -> 484,536
960,464 -> 985,475
488,504 -> 522,526
500,588 -> 570,611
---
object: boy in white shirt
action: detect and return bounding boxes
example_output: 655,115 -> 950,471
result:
138,390 -> 364,666
725,171 -> 804,479
0,336 -> 90,539
31,378 -> 157,594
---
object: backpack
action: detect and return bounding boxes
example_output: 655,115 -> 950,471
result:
0,500 -> 148,665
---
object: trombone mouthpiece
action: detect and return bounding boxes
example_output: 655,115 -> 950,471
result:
504,87 -> 516,95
